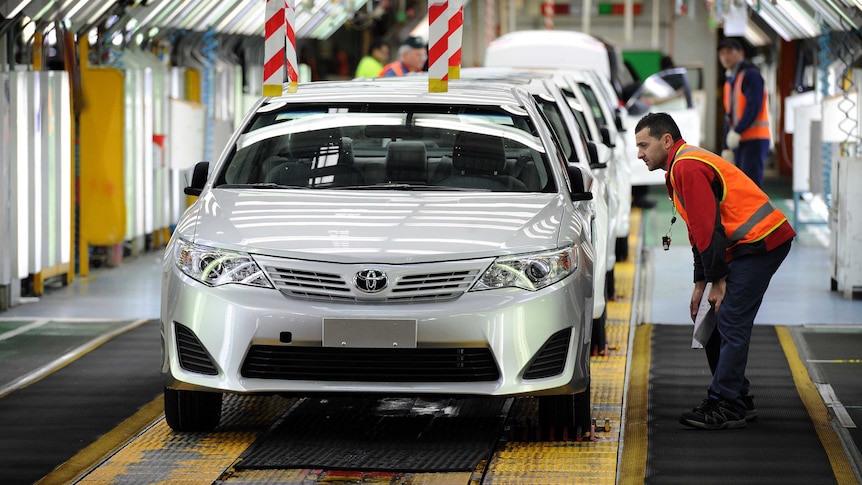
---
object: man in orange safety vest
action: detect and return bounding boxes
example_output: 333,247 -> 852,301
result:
718,38 -> 771,187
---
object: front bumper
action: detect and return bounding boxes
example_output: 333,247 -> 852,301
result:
161,257 -> 593,397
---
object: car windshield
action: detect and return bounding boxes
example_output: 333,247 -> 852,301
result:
215,103 -> 555,193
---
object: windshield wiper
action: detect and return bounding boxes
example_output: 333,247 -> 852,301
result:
334,184 -> 482,191
218,183 -> 309,189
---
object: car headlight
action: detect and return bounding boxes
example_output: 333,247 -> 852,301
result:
175,240 -> 273,288
472,246 -> 579,291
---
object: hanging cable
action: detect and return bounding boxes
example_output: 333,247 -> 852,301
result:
201,29 -> 218,162
818,24 -> 833,208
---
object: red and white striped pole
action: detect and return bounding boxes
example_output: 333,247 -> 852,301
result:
447,0 -> 463,80
263,0 -> 285,96
284,0 -> 298,92
484,0 -> 495,46
543,0 -> 555,29
428,0 -> 449,92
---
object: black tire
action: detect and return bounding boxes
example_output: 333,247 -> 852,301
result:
538,393 -> 575,430
574,386 -> 592,432
164,387 -> 223,432
615,236 -> 629,263
592,306 -> 607,356
606,268 -> 616,302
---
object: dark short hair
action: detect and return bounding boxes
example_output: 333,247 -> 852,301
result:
635,112 -> 682,142
717,38 -> 745,52
368,39 -> 387,55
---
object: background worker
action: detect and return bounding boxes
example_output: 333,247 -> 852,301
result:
634,112 -> 795,430
379,36 -> 427,77
718,38 -> 771,187
354,39 -> 389,79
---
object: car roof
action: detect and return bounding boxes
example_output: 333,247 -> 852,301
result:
264,79 -> 533,109
484,30 -> 611,77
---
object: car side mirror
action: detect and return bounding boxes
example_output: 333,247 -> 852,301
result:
566,165 -> 593,201
587,142 -> 607,170
614,111 -> 626,132
601,127 -> 615,148
184,161 -> 210,196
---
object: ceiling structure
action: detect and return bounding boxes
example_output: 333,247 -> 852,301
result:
1,0 -> 860,45
1,0 -> 371,41
743,0 -> 861,41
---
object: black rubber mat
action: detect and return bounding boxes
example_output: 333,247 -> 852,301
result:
0,320 -> 163,485
0,320 -> 137,388
236,396 -> 508,472
647,324 -> 838,484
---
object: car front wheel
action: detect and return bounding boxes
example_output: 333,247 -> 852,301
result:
615,236 -> 629,262
164,387 -> 222,432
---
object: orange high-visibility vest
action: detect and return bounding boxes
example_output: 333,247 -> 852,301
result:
723,69 -> 770,141
379,61 -> 406,77
669,145 -> 787,252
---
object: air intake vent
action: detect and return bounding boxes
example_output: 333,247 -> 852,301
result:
241,346 -> 500,382
523,328 -> 571,379
174,323 -> 218,375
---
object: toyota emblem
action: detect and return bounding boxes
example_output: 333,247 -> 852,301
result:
354,269 -> 388,293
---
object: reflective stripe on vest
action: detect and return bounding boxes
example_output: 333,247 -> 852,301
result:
723,69 -> 770,141
670,145 -> 786,248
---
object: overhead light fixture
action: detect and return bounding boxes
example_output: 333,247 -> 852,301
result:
776,0 -> 819,37
746,0 -> 798,40
5,0 -> 33,18
215,0 -> 260,32
816,0 -> 861,30
744,18 -> 770,46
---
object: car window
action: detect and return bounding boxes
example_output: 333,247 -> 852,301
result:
534,96 -> 574,163
577,82 -> 609,129
557,88 -> 595,144
216,104 -> 555,193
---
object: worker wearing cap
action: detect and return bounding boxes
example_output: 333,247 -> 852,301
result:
379,37 -> 427,77
718,38 -> 771,187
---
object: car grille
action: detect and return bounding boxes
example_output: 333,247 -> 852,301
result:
263,266 -> 480,303
523,328 -> 571,379
174,323 -> 218,375
240,346 -> 500,382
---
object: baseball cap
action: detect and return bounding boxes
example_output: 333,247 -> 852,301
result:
402,36 -> 425,49
717,38 -> 744,52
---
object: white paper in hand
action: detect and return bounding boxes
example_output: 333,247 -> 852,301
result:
692,282 -> 717,349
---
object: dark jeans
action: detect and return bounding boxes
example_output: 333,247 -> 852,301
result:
733,139 -> 770,187
704,239 -> 792,412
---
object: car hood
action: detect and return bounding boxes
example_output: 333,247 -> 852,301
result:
179,189 -> 568,264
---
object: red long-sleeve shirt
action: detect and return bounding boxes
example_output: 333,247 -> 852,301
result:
664,140 -> 796,283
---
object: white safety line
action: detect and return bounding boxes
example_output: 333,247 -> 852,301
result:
816,382 -> 858,429
0,319 -> 51,341
0,319 -> 151,400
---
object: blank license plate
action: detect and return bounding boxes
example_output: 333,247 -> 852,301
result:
323,319 -> 417,348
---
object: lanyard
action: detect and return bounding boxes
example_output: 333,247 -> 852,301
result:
662,204 -> 677,251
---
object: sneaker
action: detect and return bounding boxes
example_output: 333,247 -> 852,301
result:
679,398 -> 746,430
741,394 -> 757,421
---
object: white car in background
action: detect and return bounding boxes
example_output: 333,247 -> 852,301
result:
485,29 -> 702,209
459,67 -> 617,353
555,68 -> 631,262
161,80 -> 597,435
485,30 -> 633,262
